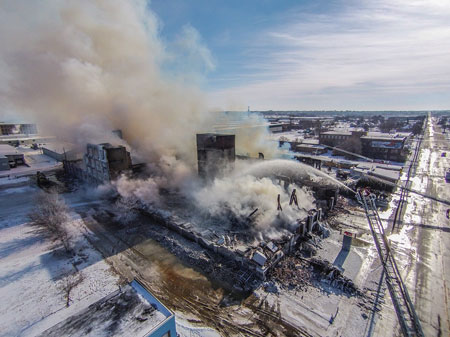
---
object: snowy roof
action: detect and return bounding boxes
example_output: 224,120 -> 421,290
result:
42,142 -> 77,154
369,168 -> 400,182
320,131 -> 352,136
361,132 -> 406,141
356,162 -> 402,171
0,144 -> 19,155
252,251 -> 267,266
300,139 -> 320,145
40,280 -> 172,337
353,167 -> 400,182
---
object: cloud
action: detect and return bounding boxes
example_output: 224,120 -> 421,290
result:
208,0 -> 450,110
163,23 -> 216,85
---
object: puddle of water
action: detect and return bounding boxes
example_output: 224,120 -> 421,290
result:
135,238 -> 207,282
132,238 -> 225,302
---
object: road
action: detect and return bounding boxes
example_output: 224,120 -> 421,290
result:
395,115 -> 450,336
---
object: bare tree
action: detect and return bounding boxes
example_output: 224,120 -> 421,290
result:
28,191 -> 71,253
60,271 -> 84,307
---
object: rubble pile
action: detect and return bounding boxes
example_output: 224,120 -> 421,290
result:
267,255 -> 312,290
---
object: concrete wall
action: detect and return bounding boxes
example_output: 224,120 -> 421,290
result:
42,148 -> 64,161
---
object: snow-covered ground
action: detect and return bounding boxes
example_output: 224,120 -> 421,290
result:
0,184 -> 225,336
393,116 -> 450,336
0,185 -> 120,337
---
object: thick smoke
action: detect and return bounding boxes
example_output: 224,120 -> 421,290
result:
0,0 -> 212,163
1,1 -> 322,238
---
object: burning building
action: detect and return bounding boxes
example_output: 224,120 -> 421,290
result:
196,133 -> 235,179
64,143 -> 132,184
84,143 -> 132,184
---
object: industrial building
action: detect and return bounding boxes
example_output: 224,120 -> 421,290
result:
360,134 -> 407,162
319,130 -> 366,147
0,123 -> 37,135
64,143 -> 132,184
196,133 -> 235,178
319,130 -> 409,162
0,144 -> 25,170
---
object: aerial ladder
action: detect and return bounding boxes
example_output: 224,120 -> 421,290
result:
357,191 -> 424,337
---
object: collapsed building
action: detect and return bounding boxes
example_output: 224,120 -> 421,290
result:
115,136 -> 341,292
62,131 -> 341,292
141,194 -> 331,291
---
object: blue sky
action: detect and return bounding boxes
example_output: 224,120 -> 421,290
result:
151,0 -> 450,110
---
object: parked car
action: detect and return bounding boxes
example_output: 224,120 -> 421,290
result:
446,171 -> 450,182
442,152 -> 446,157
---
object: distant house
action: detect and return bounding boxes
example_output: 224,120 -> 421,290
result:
268,123 -> 286,133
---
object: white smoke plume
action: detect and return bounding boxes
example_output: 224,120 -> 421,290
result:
193,174 -> 315,240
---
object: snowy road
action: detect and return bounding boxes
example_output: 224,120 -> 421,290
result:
393,115 -> 450,336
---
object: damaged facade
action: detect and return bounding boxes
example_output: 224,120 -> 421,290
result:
196,133 -> 235,178
64,143 -> 132,184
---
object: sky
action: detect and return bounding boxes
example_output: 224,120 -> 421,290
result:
151,0 -> 450,111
